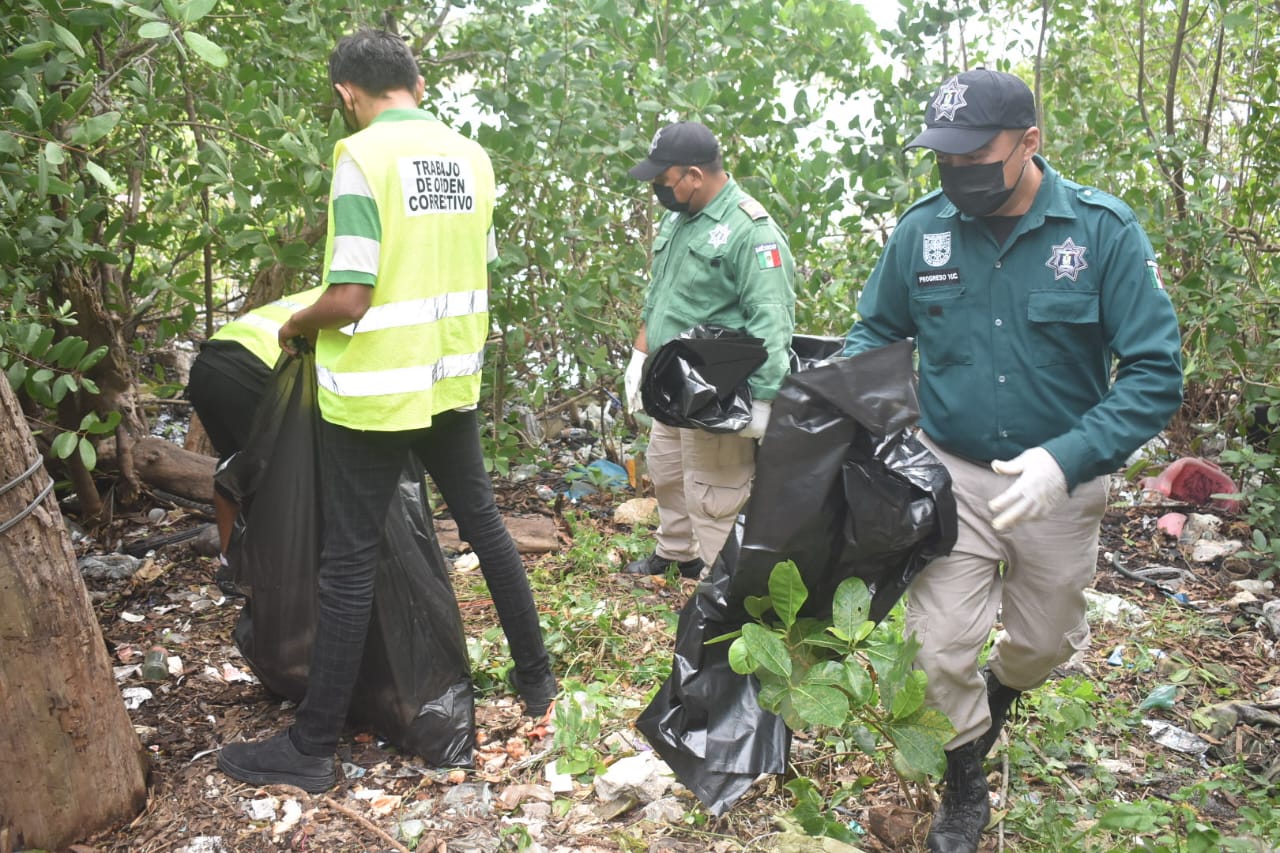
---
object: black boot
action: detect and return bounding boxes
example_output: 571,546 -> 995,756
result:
926,740 -> 990,853
974,666 -> 1022,757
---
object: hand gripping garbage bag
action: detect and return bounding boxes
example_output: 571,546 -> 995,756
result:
216,352 -> 474,767
636,340 -> 957,815
640,325 -> 767,432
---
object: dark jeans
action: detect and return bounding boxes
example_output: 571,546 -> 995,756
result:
292,409 -> 550,755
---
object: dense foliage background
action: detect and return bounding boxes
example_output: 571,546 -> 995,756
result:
3,0 -> 1277,534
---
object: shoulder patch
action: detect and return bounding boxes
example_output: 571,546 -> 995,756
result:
738,197 -> 769,221
1075,185 -> 1136,223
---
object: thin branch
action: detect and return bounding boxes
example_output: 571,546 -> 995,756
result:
164,120 -> 273,155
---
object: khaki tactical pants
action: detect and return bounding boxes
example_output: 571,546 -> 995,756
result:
910,433 -> 1108,749
645,420 -> 756,567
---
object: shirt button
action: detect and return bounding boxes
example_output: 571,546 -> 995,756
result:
994,318 -> 1003,327
994,260 -> 1002,269
1000,430 -> 1009,438
998,375 -> 1007,383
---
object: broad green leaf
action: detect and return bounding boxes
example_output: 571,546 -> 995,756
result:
842,660 -> 874,706
70,111 -> 122,146
52,24 -> 86,58
831,576 -> 871,640
727,637 -> 753,675
138,21 -> 171,39
1098,803 -> 1161,832
801,660 -> 846,688
51,431 -> 78,459
882,715 -> 950,778
183,31 -> 228,67
767,560 -> 807,628
86,411 -> 122,435
6,362 -> 28,388
51,373 -> 76,403
9,41 -> 56,62
740,623 -> 792,679
43,142 -> 66,167
789,683 -> 849,728
179,0 -> 218,23
743,594 -> 771,620
79,438 -> 97,470
85,161 -> 119,193
890,669 -> 927,719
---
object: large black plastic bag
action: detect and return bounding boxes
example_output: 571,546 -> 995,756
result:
640,325 -> 767,432
216,352 -> 475,767
636,340 -> 957,815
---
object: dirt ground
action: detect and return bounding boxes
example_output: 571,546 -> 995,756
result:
66,478 -> 1280,853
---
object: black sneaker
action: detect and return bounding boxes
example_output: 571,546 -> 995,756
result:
217,729 -> 336,793
508,667 -> 558,719
621,552 -> 705,579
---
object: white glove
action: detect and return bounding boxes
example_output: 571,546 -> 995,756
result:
624,348 -> 646,414
739,400 -> 772,441
988,446 -> 1068,531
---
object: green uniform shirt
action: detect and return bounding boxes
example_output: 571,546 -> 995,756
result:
843,156 -> 1182,489
641,177 -> 796,400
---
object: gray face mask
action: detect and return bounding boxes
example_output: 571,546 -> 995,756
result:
937,132 -> 1028,217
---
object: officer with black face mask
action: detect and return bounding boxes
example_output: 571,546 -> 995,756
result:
841,70 -> 1183,853
618,121 -> 795,581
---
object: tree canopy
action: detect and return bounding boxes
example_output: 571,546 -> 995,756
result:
2,0 -> 1278,520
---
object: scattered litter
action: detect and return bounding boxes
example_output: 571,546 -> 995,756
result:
79,553 -> 142,580
613,497 -> 658,527
120,611 -> 146,623
397,819 -> 427,844
535,484 -> 555,501
1139,684 -> 1178,710
1106,646 -> 1126,666
271,798 -> 302,838
244,796 -> 278,822
219,662 -> 254,683
341,761 -> 367,779
1231,579 -> 1274,596
121,686 -> 153,710
113,664 -> 142,682
1140,457 -> 1241,512
1142,718 -> 1210,757
173,836 -> 227,853
453,552 -> 481,572
1085,589 -> 1146,626
441,781 -> 492,818
593,752 -> 675,805
1262,600 -> 1280,638
544,759 -> 574,793
1156,512 -> 1186,538
1190,539 -> 1244,563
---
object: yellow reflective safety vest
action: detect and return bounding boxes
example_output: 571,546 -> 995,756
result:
315,115 -> 495,431
211,286 -> 326,368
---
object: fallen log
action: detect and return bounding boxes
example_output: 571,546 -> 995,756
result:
98,435 -> 215,505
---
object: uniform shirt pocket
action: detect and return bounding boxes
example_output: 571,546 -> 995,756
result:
1027,289 -> 1101,366
679,241 -> 735,316
911,285 -> 972,366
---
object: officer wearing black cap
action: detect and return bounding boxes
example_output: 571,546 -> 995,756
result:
842,70 -> 1182,853
620,121 -> 795,580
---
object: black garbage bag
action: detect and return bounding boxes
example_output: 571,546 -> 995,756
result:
640,325 -> 767,433
788,333 -> 844,373
636,339 -> 957,815
216,352 -> 474,767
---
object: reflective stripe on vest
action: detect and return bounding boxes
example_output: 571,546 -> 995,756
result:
340,289 -> 488,335
211,289 -> 325,367
317,350 -> 484,398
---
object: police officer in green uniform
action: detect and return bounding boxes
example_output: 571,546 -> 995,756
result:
622,121 -> 795,578
842,70 -> 1182,853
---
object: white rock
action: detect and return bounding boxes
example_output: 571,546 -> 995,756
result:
613,497 -> 658,527
1190,539 -> 1244,563
593,753 -> 674,804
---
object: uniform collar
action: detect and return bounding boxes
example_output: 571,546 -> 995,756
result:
368,107 -> 437,126
934,156 -> 1076,223
691,175 -> 739,222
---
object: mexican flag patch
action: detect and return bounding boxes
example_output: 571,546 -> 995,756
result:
1146,259 -> 1166,290
755,242 -> 782,270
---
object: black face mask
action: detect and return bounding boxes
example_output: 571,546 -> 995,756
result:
652,181 -> 689,213
938,135 -> 1028,217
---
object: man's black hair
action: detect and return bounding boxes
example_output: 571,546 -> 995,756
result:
329,30 -> 420,95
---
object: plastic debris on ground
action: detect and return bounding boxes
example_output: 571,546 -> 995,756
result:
1140,457 -> 1241,512
1142,718 -> 1210,757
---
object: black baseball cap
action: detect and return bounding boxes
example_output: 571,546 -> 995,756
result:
628,121 -> 720,181
905,69 -> 1037,154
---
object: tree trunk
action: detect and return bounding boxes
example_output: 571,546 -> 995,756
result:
0,375 -> 149,850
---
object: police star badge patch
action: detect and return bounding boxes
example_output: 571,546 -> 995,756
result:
931,77 -> 969,121
708,223 -> 731,248
1045,237 -> 1089,282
